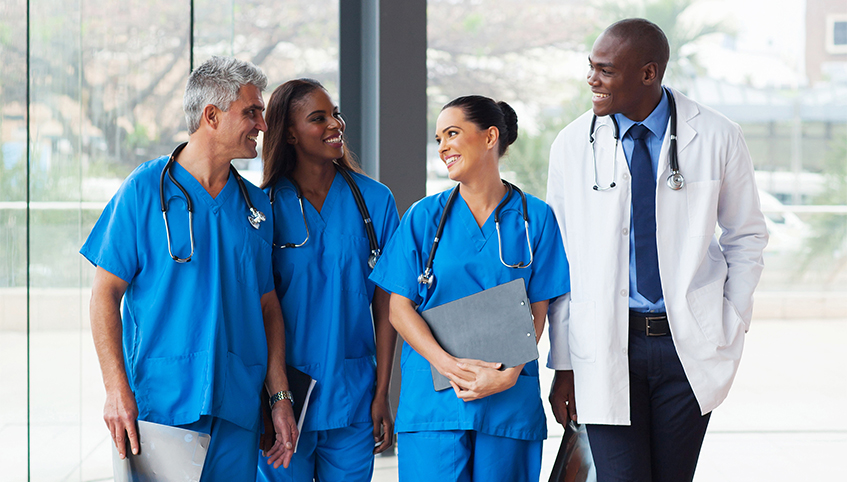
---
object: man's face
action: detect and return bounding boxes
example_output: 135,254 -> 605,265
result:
587,32 -> 651,121
217,84 -> 267,160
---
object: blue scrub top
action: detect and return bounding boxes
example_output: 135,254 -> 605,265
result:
369,186 -> 570,441
269,170 -> 399,432
80,155 -> 274,433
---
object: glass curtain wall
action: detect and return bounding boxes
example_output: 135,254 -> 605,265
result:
0,1 -> 338,479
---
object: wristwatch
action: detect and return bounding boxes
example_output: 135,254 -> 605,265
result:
269,390 -> 294,408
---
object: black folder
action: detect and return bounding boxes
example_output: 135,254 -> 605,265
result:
420,278 -> 539,391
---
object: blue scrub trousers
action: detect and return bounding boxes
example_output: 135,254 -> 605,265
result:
257,422 -> 374,482
585,330 -> 711,482
177,415 -> 259,482
397,430 -> 541,482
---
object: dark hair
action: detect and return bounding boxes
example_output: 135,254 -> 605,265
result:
442,95 -> 518,156
605,18 -> 670,79
261,78 -> 362,189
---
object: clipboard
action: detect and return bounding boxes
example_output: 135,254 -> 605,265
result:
112,420 -> 210,482
420,278 -> 538,391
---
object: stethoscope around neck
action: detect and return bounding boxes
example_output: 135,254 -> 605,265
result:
269,165 -> 382,269
589,86 -> 684,192
159,142 -> 266,263
417,180 -> 533,288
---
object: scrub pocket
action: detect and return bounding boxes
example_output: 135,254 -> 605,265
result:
236,226 -> 272,294
222,351 -> 265,431
135,351 -> 209,425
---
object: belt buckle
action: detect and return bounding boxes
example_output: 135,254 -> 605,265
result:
644,315 -> 665,337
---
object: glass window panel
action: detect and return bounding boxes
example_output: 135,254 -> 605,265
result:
0,0 -> 29,476
193,0 -> 339,183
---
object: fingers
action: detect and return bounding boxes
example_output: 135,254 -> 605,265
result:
456,358 -> 502,370
126,422 -> 140,456
549,370 -> 578,425
105,398 -> 139,459
373,419 -> 394,454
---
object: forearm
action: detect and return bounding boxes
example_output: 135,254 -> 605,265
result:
261,291 -> 290,394
388,293 -> 454,373
372,288 -> 396,397
530,300 -> 549,343
90,268 -> 131,394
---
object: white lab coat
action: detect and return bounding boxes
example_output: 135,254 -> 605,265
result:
546,88 -> 768,425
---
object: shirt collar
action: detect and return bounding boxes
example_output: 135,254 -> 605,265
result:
615,87 -> 670,140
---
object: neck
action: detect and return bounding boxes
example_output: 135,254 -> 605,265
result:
459,169 -> 508,227
291,158 -> 337,212
175,139 -> 232,198
628,86 -> 664,123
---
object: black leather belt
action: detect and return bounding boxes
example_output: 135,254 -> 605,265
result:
629,311 -> 670,336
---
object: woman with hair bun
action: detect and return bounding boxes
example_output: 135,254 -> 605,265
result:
369,95 -> 570,481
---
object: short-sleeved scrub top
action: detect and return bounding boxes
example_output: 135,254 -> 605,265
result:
369,186 -> 570,441
80,155 -> 274,433
268,170 -> 399,432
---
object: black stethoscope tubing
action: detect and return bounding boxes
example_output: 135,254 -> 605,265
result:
417,180 -> 533,288
269,165 -> 382,269
159,142 -> 266,263
590,86 -> 683,191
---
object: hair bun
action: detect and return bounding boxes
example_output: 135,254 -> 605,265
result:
497,101 -> 518,146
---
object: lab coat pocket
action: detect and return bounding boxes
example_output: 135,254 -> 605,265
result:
236,226 -> 273,294
567,301 -> 596,362
686,180 -> 720,237
687,279 -> 741,347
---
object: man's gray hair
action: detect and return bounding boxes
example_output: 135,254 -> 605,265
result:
183,56 -> 268,134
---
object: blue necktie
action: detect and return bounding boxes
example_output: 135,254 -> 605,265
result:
629,124 -> 663,303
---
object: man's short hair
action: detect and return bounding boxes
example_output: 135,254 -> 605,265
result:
183,56 -> 268,134
606,18 -> 670,77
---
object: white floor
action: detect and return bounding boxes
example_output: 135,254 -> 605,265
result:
2,318 -> 845,481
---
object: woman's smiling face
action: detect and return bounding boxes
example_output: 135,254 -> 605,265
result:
287,88 -> 346,165
435,106 -> 498,183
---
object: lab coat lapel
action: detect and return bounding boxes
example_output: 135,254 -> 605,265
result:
671,88 -> 698,158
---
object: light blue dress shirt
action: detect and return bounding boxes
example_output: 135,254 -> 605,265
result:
615,88 -> 670,313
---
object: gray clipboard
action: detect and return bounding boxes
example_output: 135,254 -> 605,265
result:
112,420 -> 210,482
420,278 -> 538,391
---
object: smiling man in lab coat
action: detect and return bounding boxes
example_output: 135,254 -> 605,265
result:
545,18 -> 768,482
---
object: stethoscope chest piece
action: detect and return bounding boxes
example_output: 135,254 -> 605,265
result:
248,208 -> 266,229
667,171 -> 684,190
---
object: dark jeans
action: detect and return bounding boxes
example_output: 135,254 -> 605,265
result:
585,330 -> 711,482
